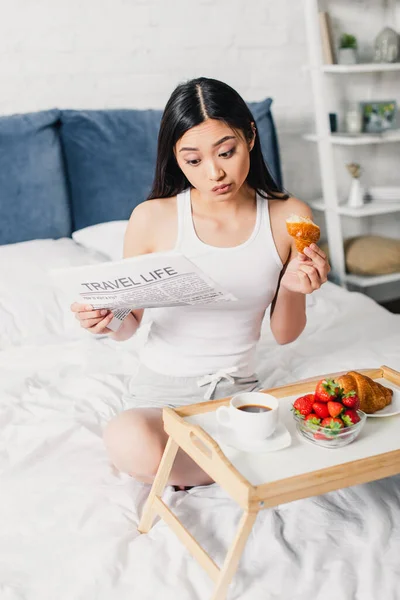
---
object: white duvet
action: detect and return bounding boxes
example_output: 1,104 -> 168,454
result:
1,238 -> 400,600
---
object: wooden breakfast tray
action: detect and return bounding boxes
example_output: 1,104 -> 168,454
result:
138,365 -> 400,600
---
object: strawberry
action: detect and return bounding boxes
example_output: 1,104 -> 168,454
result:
315,378 -> 342,402
312,402 -> 330,419
342,409 -> 361,427
293,394 -> 315,417
305,414 -> 321,428
341,391 -> 360,410
314,432 -> 330,440
321,417 -> 344,430
327,401 -> 344,418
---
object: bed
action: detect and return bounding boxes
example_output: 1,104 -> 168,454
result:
1,107 -> 400,600
1,231 -> 400,600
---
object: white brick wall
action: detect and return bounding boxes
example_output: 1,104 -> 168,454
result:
0,0 -> 398,239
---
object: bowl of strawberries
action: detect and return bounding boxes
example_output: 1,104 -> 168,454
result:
292,378 -> 367,448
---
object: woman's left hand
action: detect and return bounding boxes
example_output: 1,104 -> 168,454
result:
280,244 -> 330,294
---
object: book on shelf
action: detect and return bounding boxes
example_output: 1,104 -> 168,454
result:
368,187 -> 400,203
319,11 -> 335,65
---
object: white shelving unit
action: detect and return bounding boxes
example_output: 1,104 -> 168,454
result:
346,272 -> 400,287
309,198 -> 400,217
323,63 -> 400,73
304,131 -> 400,144
303,0 -> 400,293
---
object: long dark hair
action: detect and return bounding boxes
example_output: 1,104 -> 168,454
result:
147,77 -> 288,200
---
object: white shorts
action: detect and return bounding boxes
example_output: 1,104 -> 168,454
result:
123,362 -> 260,409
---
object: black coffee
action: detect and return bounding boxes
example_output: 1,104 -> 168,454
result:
237,404 -> 271,413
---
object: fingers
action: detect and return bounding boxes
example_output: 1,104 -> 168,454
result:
302,244 -> 330,283
303,244 -> 326,264
74,308 -> 109,321
80,312 -> 113,329
70,301 -> 114,333
70,302 -> 109,322
86,313 -> 114,334
297,269 -> 313,294
71,302 -> 87,313
70,302 -> 95,313
298,263 -> 321,291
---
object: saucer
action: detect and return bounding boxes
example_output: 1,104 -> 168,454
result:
215,421 -> 292,453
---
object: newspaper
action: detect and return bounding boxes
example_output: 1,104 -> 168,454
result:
51,251 -> 237,331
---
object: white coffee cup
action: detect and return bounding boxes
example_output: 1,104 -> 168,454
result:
216,391 -> 279,442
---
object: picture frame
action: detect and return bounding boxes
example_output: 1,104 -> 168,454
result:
359,100 -> 397,134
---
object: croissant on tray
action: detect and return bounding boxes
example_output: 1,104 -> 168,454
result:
286,214 -> 321,253
336,371 -> 393,414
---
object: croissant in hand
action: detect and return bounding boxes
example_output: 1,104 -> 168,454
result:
286,214 -> 321,253
336,371 -> 393,414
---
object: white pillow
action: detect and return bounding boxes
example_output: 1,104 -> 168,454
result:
72,221 -> 128,261
0,238 -> 107,348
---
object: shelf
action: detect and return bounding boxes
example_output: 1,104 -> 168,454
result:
304,131 -> 400,145
322,63 -> 400,73
304,0 -> 400,298
309,199 -> 400,217
346,272 -> 400,287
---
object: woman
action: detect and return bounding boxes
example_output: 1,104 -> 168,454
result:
71,77 -> 330,487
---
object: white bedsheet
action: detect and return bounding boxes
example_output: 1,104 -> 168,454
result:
1,240 -> 400,600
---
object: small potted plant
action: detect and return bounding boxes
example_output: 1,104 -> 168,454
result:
338,33 -> 358,65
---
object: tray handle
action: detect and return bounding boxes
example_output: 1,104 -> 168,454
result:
189,426 -> 217,460
381,365 -> 400,386
163,408 -> 251,495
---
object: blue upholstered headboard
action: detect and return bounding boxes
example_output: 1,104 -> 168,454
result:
0,99 -> 283,246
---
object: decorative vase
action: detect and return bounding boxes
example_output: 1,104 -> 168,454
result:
374,26 -> 400,63
346,163 -> 365,208
348,178 -> 365,208
338,48 -> 357,65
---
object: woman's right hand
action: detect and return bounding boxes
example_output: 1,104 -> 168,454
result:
70,303 -> 114,335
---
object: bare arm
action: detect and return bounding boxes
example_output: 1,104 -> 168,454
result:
269,246 -> 307,345
269,200 -> 329,345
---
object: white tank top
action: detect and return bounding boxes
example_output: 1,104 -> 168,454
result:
139,188 -> 283,377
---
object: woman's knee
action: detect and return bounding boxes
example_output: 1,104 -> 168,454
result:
103,408 -> 166,478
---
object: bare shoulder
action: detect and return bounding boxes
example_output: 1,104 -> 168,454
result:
123,197 -> 178,258
127,197 -> 176,225
269,196 -> 313,220
268,196 -> 313,264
